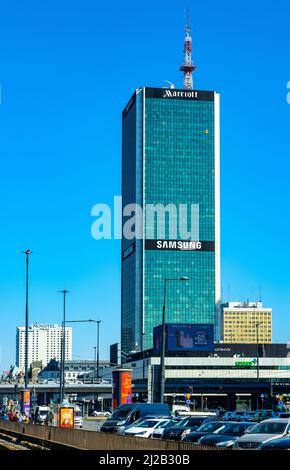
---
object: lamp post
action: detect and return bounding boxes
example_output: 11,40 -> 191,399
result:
256,322 -> 262,382
21,250 -> 32,390
93,347 -> 97,383
96,320 -> 101,380
59,318 -> 97,401
159,277 -> 189,404
256,321 -> 263,410
58,290 -> 69,403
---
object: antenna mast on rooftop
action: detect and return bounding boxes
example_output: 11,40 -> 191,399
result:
179,9 -> 197,89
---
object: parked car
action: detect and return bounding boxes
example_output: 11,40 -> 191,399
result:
222,411 -> 236,421
161,416 -> 210,441
151,418 -> 182,438
92,410 -> 111,418
242,411 -> 258,422
254,410 -> 274,422
272,412 -> 290,419
260,437 -> 290,450
233,418 -> 290,449
232,411 -> 245,421
198,422 -> 254,448
74,405 -> 83,428
182,421 -> 228,442
100,403 -> 170,434
124,418 -> 170,438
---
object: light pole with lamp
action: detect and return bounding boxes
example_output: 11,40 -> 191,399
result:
256,321 -> 262,410
159,276 -> 189,404
58,290 -> 69,404
21,250 -> 32,390
59,315 -> 96,403
256,321 -> 262,382
96,320 -> 101,380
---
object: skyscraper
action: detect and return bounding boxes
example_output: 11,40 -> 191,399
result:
121,21 -> 220,355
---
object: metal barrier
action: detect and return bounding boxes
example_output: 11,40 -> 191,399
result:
0,421 -> 223,450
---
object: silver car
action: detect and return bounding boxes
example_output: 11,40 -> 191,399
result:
233,418 -> 290,449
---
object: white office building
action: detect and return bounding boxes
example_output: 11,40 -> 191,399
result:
16,323 -> 72,369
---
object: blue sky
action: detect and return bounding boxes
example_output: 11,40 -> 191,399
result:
0,0 -> 289,370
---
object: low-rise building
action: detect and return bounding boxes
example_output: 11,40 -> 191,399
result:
221,301 -> 272,344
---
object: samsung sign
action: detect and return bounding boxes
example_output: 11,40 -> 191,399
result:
145,239 -> 215,252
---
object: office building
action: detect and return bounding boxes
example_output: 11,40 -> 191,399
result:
121,86 -> 221,353
122,342 -> 290,410
221,302 -> 272,344
16,323 -> 72,369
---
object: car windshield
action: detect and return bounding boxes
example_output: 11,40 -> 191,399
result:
176,417 -> 205,428
217,423 -> 250,436
165,419 -> 180,428
111,406 -> 132,419
135,420 -> 159,428
158,420 -> 175,428
196,422 -> 225,432
249,422 -> 288,434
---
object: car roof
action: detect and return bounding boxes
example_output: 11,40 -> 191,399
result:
259,418 -> 290,423
222,421 -> 253,425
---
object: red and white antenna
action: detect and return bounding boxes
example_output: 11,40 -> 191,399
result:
179,10 -> 196,89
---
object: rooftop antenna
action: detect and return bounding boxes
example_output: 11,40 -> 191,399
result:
163,80 -> 175,89
179,9 -> 197,89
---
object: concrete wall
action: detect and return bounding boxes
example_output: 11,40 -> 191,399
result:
0,421 -> 218,450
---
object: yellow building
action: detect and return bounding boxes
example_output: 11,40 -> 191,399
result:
222,302 -> 272,344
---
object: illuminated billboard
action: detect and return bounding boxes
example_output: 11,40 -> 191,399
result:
112,369 -> 132,410
153,323 -> 214,353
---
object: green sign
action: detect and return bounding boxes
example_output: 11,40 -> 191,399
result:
234,359 -> 257,368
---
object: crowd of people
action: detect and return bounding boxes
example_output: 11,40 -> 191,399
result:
1,409 -> 30,423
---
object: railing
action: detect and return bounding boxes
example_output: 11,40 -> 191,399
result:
0,421 -> 227,450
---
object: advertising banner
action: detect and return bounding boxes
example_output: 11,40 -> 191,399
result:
59,407 -> 74,429
112,369 -> 132,410
20,389 -> 31,416
153,324 -> 214,353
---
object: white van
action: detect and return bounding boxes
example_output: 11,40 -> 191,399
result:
34,406 -> 50,425
74,405 -> 83,428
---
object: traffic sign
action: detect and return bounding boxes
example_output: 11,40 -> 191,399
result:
185,399 -> 191,405
186,394 -> 191,400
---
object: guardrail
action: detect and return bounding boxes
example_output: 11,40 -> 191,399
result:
0,421 -> 223,450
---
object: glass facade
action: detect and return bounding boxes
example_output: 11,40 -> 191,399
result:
121,87 -> 220,354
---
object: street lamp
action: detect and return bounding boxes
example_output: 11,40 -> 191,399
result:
256,322 -> 262,382
21,249 -> 32,390
96,320 -> 101,380
60,318 -> 97,400
58,290 -> 69,403
159,276 -> 189,403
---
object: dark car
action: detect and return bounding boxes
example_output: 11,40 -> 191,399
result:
260,437 -> 290,450
198,422 -> 254,448
161,416 -> 210,441
254,410 -> 274,422
182,421 -> 227,442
